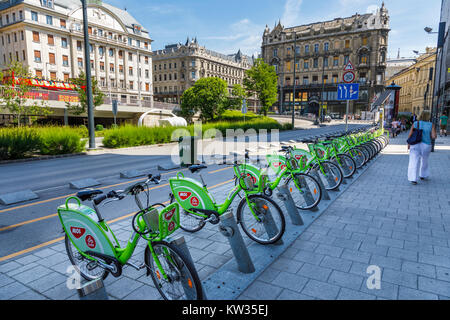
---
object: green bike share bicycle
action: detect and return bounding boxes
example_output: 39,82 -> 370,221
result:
168,163 -> 286,245
234,148 -> 323,211
58,174 -> 203,300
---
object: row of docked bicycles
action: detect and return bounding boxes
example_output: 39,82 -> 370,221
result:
57,125 -> 389,300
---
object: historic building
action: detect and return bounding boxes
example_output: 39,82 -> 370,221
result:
152,37 -> 255,107
0,0 -> 155,125
261,3 -> 390,117
386,48 -> 437,115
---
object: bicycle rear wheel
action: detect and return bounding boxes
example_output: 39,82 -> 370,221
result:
315,161 -> 343,191
236,194 -> 285,245
333,153 -> 356,178
169,197 -> 205,233
285,173 -> 322,210
347,148 -> 365,169
146,241 -> 203,300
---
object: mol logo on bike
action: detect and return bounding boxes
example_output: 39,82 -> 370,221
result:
178,192 -> 192,201
85,235 -> 96,249
164,208 -> 176,221
70,227 -> 86,239
167,221 -> 176,232
190,197 -> 200,207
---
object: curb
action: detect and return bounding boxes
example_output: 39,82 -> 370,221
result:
0,152 -> 87,165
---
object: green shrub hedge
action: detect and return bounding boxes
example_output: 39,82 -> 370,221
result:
38,127 -> 85,155
217,110 -> 260,122
0,127 -> 41,160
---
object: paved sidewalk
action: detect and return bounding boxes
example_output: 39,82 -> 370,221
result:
238,132 -> 450,300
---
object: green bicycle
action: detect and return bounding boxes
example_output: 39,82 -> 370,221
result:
169,164 -> 285,245
58,174 -> 203,300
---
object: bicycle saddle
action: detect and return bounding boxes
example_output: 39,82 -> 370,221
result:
76,190 -> 103,201
189,164 -> 207,173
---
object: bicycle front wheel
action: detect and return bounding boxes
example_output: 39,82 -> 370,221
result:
285,173 -> 322,210
333,153 -> 356,178
236,194 -> 285,245
146,241 -> 203,300
316,161 -> 343,191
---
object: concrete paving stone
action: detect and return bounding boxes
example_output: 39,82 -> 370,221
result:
10,289 -> 49,300
271,271 -> 309,293
277,289 -> 316,300
36,252 -> 69,268
241,280 -> 284,300
14,254 -> 40,265
401,261 -> 436,278
293,250 -> 325,266
297,263 -> 332,282
360,241 -> 389,256
49,260 -> 72,276
290,239 -> 319,252
436,266 -> 450,282
34,248 -> 58,259
404,241 -> 434,254
315,244 -> 343,258
392,230 -> 419,242
419,235 -> 448,247
123,284 -> 162,300
106,277 -> 144,299
434,246 -> 450,258
381,268 -> 417,289
282,247 -> 300,259
186,247 -> 210,261
27,272 -> 67,292
370,255 -> 402,271
331,238 -> 362,251
198,252 -> 231,269
418,253 -> 450,269
328,270 -> 364,291
337,288 -> 377,300
0,281 -> 30,300
0,261 -> 22,274
42,282 -> 77,300
0,273 -> 15,287
327,228 -> 353,240
344,224 -> 369,234
185,238 -> 214,250
197,265 -> 216,281
351,232 -> 377,243
418,276 -> 450,297
257,267 -> 281,284
340,249 -> 371,264
10,265 -> 53,284
301,279 -> 341,300
376,236 -> 404,249
387,247 -> 418,262
359,278 -> 399,300
320,256 -> 352,273
203,242 -> 231,255
270,257 -> 303,274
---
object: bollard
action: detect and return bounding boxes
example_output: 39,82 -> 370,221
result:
309,168 -> 330,201
170,236 -> 207,300
254,199 -> 283,245
277,184 -> 304,225
297,175 -> 319,212
77,278 -> 108,300
219,210 -> 255,274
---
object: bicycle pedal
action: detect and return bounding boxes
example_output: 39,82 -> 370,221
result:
126,261 -> 146,271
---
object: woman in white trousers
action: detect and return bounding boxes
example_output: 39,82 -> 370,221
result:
407,110 -> 436,185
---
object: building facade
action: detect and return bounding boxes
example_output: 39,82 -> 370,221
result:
0,0 -> 155,125
152,38 -> 255,107
436,0 -> 450,118
385,56 -> 416,80
261,3 -> 390,117
386,48 -> 437,115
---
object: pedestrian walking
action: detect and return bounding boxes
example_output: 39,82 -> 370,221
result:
407,110 -> 437,185
391,118 -> 400,138
440,112 -> 448,137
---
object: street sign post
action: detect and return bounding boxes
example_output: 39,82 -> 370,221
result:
112,100 -> 118,126
337,83 -> 359,132
241,99 -> 247,122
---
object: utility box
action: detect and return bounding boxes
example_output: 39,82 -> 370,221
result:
179,136 -> 198,167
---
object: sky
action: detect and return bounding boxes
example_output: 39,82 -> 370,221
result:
105,0 -> 442,59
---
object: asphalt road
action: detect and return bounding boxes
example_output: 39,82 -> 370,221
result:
0,123 -> 370,260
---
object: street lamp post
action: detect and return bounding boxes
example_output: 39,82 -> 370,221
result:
291,34 -> 297,129
81,0 -> 96,149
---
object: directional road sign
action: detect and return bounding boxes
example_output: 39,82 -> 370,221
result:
337,83 -> 360,101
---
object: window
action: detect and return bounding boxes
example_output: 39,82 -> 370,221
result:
304,61 -> 309,69
47,34 -> 54,45
344,55 -> 349,65
129,67 -> 133,76
128,53 -> 133,61
145,56 -> 149,64
128,37 -> 132,46
360,55 -> 368,64
324,42 -> 329,52
49,53 -> 55,64
285,61 -> 291,72
19,11 -> 23,20
362,36 -> 368,46
313,58 -> 319,68
192,71 -> 196,79
64,73 -> 69,82
88,27 -> 92,35
305,45 -> 309,54
332,74 -> 338,83
60,19 -> 66,28
323,75 -> 328,84
14,33 -> 17,42
62,55 -> 69,66
36,70 -> 43,78
6,14 -> 9,24
314,44 -> 319,53
144,42 -> 148,50
50,72 -> 57,81
61,37 -> 68,48
191,60 -> 195,67
77,41 -> 82,51
145,83 -> 150,91
90,60 -> 94,69
34,50 -> 41,62
110,63 -> 114,72
324,57 -> 329,68
12,13 -> 16,22
145,70 -> 149,78
22,50 -> 25,60
89,44 -> 93,53
98,29 -> 103,37
136,40 -> 140,48
100,61 -> 105,71
333,56 -> 339,66
109,49 -> 114,57
345,40 -> 350,49
129,81 -> 134,90
31,11 -> 38,22
273,48 -> 278,57
118,50 -> 123,59
78,58 -> 83,67
21,31 -> 24,41
33,31 -> 40,42
98,46 -> 104,56
303,77 -> 309,85
295,46 -> 300,55
119,65 -> 123,74
46,15 -> 52,25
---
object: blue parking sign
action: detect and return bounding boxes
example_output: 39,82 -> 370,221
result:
337,83 -> 360,101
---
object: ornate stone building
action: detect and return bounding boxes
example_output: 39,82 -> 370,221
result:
386,48 -> 437,115
261,3 -> 390,116
152,37 -> 254,105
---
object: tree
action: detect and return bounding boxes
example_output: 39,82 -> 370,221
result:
1,61 -> 52,126
179,77 -> 229,122
65,71 -> 105,116
227,84 -> 248,110
243,58 -> 278,116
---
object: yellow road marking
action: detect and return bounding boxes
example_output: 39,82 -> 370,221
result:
0,177 -> 234,262
208,166 -> 232,174
0,169 -> 185,215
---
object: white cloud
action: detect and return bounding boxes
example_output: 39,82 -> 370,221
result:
366,4 -> 379,14
281,0 -> 303,27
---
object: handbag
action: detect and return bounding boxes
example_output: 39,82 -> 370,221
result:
407,121 -> 423,145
